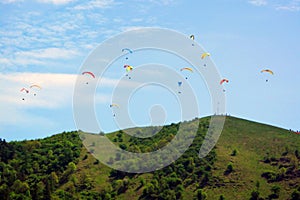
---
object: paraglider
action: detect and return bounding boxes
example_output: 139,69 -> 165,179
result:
190,35 -> 195,46
20,88 -> 29,101
82,71 -> 95,78
180,67 -> 193,72
261,69 -> 274,82
82,71 -> 95,84
124,65 -> 133,79
201,52 -> 210,59
110,103 -> 119,108
30,84 -> 42,89
178,81 -> 182,94
220,78 -> 229,85
20,88 -> 29,93
261,69 -> 274,75
124,65 -> 133,72
180,67 -> 193,79
220,78 -> 229,92
110,103 -> 119,117
122,48 -> 133,60
122,48 -> 133,54
30,84 -> 41,96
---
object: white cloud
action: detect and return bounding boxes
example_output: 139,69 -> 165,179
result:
16,48 -> 78,60
121,26 -> 151,32
37,0 -> 74,5
275,0 -> 300,11
248,0 -> 267,6
0,72 -> 129,109
276,5 -> 300,11
0,0 -> 23,4
149,0 -> 175,6
73,0 -> 116,10
0,58 -> 12,65
0,72 -> 77,109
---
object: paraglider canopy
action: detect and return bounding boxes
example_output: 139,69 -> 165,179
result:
220,78 -> 229,85
30,84 -> 42,89
261,69 -> 274,75
82,71 -> 95,78
110,103 -> 120,108
124,65 -> 133,72
122,48 -> 133,54
201,52 -> 210,59
20,88 -> 29,93
180,67 -> 193,72
261,69 -> 274,82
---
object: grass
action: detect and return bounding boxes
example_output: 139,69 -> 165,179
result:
59,116 -> 300,199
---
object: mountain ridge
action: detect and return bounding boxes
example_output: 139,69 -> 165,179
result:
0,116 -> 299,199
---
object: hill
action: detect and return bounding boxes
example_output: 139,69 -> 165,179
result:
0,116 -> 299,200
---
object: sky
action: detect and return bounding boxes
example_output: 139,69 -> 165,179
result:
0,0 -> 299,141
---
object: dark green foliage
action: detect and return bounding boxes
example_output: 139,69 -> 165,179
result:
224,162 -> 234,175
261,170 -> 279,182
195,189 -> 207,200
0,131 -> 82,200
231,148 -> 238,156
0,139 -> 14,163
268,185 -> 280,199
291,187 -> 300,200
250,190 -> 260,200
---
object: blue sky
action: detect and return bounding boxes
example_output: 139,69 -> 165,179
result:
0,0 -> 299,141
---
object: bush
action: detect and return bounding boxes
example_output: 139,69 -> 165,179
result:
195,189 -> 207,200
82,154 -> 88,160
231,149 -> 238,156
261,170 -> 280,182
224,163 -> 233,175
250,190 -> 260,200
291,187 -> 300,200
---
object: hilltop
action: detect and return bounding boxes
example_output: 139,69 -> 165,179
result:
0,116 -> 299,199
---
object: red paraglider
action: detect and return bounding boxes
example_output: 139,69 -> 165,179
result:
82,71 -> 95,78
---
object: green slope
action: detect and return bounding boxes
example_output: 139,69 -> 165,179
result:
0,116 -> 299,200
207,116 -> 300,199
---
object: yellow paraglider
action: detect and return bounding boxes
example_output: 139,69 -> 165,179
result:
261,69 -> 274,82
201,52 -> 210,59
261,69 -> 274,75
190,35 -> 195,40
30,84 -> 42,96
124,65 -> 133,72
30,84 -> 42,89
180,67 -> 193,72
110,103 -> 120,108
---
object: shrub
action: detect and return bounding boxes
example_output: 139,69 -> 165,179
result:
231,149 -> 238,156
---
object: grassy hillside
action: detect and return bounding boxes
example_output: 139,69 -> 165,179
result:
0,116 -> 299,200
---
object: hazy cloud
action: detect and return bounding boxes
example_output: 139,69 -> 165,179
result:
248,0 -> 267,6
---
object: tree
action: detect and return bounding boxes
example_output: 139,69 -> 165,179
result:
219,194 -> 225,200
11,179 -> 31,197
291,187 -> 300,200
224,162 -> 234,175
269,185 -> 280,199
35,181 -> 45,200
195,189 -> 207,200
